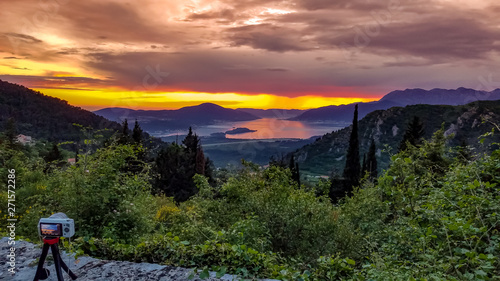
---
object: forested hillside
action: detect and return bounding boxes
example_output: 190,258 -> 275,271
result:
0,79 -> 120,141
294,100 -> 500,178
2,115 -> 499,280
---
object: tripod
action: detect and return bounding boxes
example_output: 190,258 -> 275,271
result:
33,237 -> 78,281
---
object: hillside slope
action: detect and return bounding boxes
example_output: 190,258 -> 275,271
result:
294,100 -> 500,179
0,79 -> 121,141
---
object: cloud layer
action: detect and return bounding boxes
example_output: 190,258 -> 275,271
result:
1,0 -> 500,108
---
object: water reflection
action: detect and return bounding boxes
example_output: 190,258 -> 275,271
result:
223,118 -> 345,139
160,118 -> 346,140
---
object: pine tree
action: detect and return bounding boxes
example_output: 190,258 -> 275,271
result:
342,104 -> 361,193
119,119 -> 130,144
153,143 -> 186,200
177,127 -> 202,201
182,127 -> 200,173
366,138 -> 378,181
182,127 -> 199,155
399,116 -> 425,152
153,127 -> 209,202
132,119 -> 143,145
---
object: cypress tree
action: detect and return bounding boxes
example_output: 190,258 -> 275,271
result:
269,154 -> 287,168
196,144 -> 206,175
342,104 -> 361,193
361,153 -> 367,175
295,162 -> 301,187
399,116 -> 424,152
44,143 -> 63,164
204,157 -> 216,186
367,138 -> 378,181
289,155 -> 300,186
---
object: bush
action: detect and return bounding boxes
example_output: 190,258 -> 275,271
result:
0,143 -> 157,243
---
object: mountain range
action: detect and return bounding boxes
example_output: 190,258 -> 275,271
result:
95,103 -> 259,132
93,87 -> 500,134
290,87 -> 500,122
2,79 -> 500,177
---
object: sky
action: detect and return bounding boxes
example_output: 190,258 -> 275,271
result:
1,0 -> 500,110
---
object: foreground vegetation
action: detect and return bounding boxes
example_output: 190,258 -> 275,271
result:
1,125 -> 499,280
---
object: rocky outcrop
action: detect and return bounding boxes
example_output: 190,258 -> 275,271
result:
0,238 -> 277,281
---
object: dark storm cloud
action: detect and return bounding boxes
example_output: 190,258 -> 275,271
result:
321,15 -> 500,60
214,0 -> 500,60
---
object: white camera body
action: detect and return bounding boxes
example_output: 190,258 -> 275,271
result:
38,213 -> 75,238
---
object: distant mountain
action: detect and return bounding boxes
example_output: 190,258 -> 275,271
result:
293,100 -> 500,179
236,108 -> 305,119
0,79 -> 121,141
95,103 -> 260,132
291,88 -> 500,122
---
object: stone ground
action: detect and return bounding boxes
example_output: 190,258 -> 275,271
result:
0,238 -> 277,281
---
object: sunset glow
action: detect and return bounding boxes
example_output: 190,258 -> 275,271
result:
1,0 -> 499,110
36,88 -> 377,111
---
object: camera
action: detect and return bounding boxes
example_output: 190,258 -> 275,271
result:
38,213 -> 75,238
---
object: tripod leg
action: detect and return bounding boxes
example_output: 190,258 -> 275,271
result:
33,243 -> 50,281
58,254 -> 78,280
51,244 -> 65,281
